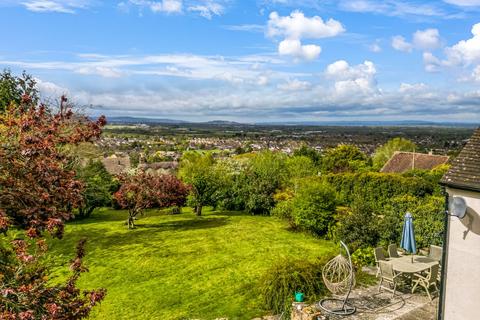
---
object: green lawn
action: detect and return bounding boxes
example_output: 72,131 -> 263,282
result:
48,208 -> 335,320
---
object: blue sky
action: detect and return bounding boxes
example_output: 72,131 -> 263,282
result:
1,0 -> 480,122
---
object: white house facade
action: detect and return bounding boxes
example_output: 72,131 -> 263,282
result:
440,128 -> 480,320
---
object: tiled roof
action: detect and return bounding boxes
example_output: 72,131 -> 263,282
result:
441,128 -> 480,192
101,156 -> 131,175
381,151 -> 449,174
138,161 -> 179,171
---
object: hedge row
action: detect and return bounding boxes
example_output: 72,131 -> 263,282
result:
324,172 -> 434,209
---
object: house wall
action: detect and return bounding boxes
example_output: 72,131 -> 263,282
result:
443,187 -> 480,320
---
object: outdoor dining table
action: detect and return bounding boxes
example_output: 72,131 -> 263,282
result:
390,255 -> 438,274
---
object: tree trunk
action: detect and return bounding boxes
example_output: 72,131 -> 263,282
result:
85,206 -> 96,218
127,211 -> 135,229
172,206 -> 182,215
195,205 -> 203,216
77,207 -> 85,219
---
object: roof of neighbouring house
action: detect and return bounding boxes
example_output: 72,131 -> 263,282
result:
441,128 -> 480,192
380,151 -> 449,174
138,161 -> 179,171
101,155 -> 131,175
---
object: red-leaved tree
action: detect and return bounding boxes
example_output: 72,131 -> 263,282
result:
114,172 -> 189,229
0,94 -> 107,319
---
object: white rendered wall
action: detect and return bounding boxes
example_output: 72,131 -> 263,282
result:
444,187 -> 480,320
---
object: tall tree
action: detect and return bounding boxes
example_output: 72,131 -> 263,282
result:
178,152 -> 227,216
0,69 -> 39,113
76,160 -> 119,219
372,138 -> 417,170
241,151 -> 287,215
293,144 -> 322,166
321,144 -> 370,173
0,92 -> 107,318
114,172 -> 189,228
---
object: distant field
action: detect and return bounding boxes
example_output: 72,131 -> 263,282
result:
48,208 -> 335,320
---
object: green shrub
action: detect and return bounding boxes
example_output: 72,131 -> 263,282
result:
402,164 -> 450,196
76,160 -> 120,219
271,198 -> 295,226
289,178 -> 337,236
413,196 -> 444,248
259,256 -> 332,315
241,151 -> 288,215
325,172 -> 433,209
380,195 -> 444,249
293,144 -> 322,166
285,155 -> 318,180
334,197 -> 380,251
351,247 -> 376,268
321,144 -> 371,173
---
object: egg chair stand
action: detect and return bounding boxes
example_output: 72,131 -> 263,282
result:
317,241 -> 356,316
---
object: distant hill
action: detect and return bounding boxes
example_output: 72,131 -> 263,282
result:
204,120 -> 243,125
256,120 -> 479,128
107,117 -> 188,124
105,116 -> 478,128
107,117 -> 243,125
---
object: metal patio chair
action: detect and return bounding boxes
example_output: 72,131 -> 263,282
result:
388,244 -> 400,258
378,261 -> 402,297
428,245 -> 442,263
412,264 -> 440,301
374,247 -> 388,277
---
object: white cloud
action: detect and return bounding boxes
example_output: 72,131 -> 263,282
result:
339,0 -> 446,18
444,0 -> 480,7
21,0 -> 91,13
187,0 -> 224,19
267,10 -> 344,61
224,24 -> 265,32
444,22 -> 480,66
35,78 -> 69,98
126,0 -> 183,14
277,78 -> 311,91
278,39 -> 321,61
267,10 -> 345,40
257,75 -> 269,86
152,0 -> 182,13
392,28 -> 441,53
472,65 -> 480,81
339,1 -> 388,14
423,52 -> 442,72
125,0 -> 229,17
391,35 -> 413,52
0,53 -> 302,85
413,28 -> 441,50
369,42 -> 382,53
325,60 -> 378,97
325,60 -> 375,80
420,23 -> 480,79
75,66 -> 123,78
5,54 -> 480,122
399,82 -> 428,93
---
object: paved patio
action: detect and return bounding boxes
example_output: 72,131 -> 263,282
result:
325,284 -> 438,320
254,276 -> 438,320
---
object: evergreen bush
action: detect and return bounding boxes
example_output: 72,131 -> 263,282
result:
259,256 -> 332,315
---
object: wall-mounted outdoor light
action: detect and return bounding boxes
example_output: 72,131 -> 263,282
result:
448,196 -> 467,219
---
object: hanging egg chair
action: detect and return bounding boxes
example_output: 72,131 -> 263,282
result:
317,241 -> 356,316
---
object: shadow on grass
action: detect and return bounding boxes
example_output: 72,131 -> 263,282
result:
52,216 -> 231,253
69,208 -> 173,225
70,208 -> 249,226
210,210 -> 255,217
136,217 -> 229,231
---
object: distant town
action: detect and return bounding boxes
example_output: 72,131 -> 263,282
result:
94,122 -> 473,177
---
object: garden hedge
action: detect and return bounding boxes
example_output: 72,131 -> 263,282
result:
324,172 -> 434,209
